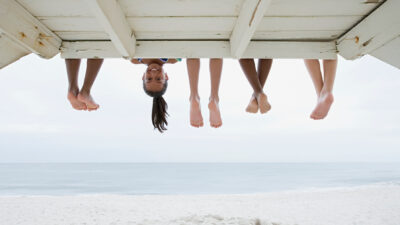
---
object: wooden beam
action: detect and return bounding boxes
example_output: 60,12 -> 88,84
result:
60,41 -> 122,59
370,36 -> 400,69
0,32 -> 31,69
337,0 -> 400,60
0,0 -> 61,59
86,0 -> 135,58
37,15 -> 357,41
230,0 -> 272,58
60,41 -> 337,59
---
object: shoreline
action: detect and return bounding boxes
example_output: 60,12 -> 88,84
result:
1,185 -> 400,225
0,182 -> 399,197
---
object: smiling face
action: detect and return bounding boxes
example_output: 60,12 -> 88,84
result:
142,63 -> 169,92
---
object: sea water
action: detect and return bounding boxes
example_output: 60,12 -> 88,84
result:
0,163 -> 399,195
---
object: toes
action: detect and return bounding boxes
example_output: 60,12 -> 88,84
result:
71,104 -> 86,111
311,114 -> 319,120
210,122 -> 222,128
190,121 -> 203,128
311,113 -> 323,120
88,106 -> 99,111
246,108 -> 257,113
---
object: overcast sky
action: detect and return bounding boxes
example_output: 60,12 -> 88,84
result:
0,55 -> 399,163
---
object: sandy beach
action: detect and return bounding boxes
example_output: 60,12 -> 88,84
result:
0,185 -> 399,225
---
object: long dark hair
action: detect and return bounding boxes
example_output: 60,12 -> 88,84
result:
143,81 -> 169,132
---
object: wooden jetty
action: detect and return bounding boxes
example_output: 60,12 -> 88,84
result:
0,0 -> 399,69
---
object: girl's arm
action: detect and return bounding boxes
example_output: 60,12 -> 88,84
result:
131,59 -> 141,64
166,58 -> 181,64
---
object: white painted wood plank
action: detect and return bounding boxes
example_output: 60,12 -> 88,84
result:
253,30 -> 344,40
38,16 -> 358,33
37,17 -> 234,33
55,31 -> 109,40
56,30 -> 346,41
60,41 -> 122,58
0,0 -> 61,58
134,32 -> 230,40
230,0 -> 272,58
0,33 -> 31,69
86,0 -> 135,58
337,0 -> 400,60
127,17 -> 235,32
39,17 -> 103,32
265,0 -> 384,16
370,36 -> 400,69
243,41 -> 337,59
56,30 -> 345,41
16,0 -> 383,18
118,0 -> 244,17
38,16 -> 351,41
258,16 -> 361,31
17,0 -> 92,17
61,40 -> 337,59
129,16 -> 358,32
118,0 -> 381,17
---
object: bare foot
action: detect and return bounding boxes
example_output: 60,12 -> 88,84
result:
77,91 -> 99,111
190,97 -> 203,127
255,92 -> 271,114
67,89 -> 87,111
246,95 -> 258,113
208,98 -> 222,128
310,91 -> 334,120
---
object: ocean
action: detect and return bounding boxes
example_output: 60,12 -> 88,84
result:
0,163 -> 399,195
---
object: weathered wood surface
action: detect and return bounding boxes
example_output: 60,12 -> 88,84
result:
37,16 -> 360,41
17,0 -> 381,42
0,0 -> 61,59
17,0 -> 383,17
370,36 -> 400,69
86,0 -> 135,58
0,0 -> 395,70
55,30 -> 345,42
61,41 -> 337,59
338,0 -> 400,60
230,0 -> 273,58
0,33 -> 30,69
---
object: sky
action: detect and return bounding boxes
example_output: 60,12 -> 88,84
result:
0,55 -> 399,163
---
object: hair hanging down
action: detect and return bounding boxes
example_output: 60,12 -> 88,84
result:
143,81 -> 169,132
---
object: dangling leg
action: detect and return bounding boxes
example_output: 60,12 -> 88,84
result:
304,59 -> 324,95
258,59 -> 273,88
244,59 -> 272,113
239,59 -> 271,114
313,59 -> 336,119
208,58 -> 223,128
78,58 -> 103,111
304,59 -> 336,119
257,58 -> 273,109
186,58 -> 203,127
65,59 -> 86,110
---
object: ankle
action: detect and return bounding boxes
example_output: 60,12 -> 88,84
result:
79,88 -> 90,96
68,86 -> 79,95
189,95 -> 200,102
319,88 -> 332,96
254,91 -> 264,98
209,96 -> 219,103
